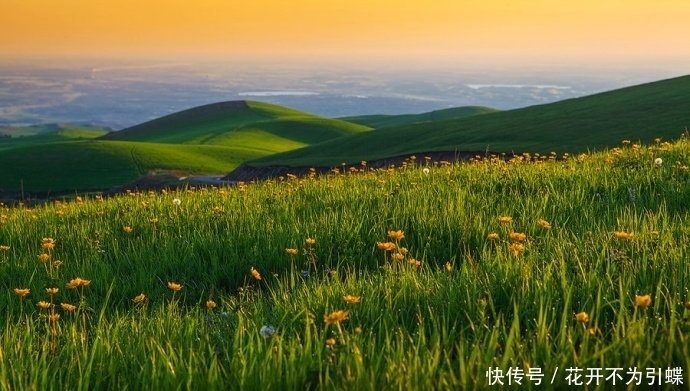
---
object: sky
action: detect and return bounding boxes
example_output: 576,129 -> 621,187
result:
1,0 -> 689,69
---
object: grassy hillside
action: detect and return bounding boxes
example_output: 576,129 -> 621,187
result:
341,106 -> 498,129
1,139 -> 689,389
100,100 -> 370,147
0,125 -> 108,152
0,141 -> 266,192
0,123 -> 109,138
0,101 -> 370,192
249,75 -> 690,167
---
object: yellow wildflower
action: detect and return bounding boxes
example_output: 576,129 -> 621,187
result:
409,258 -> 421,268
392,252 -> 405,262
13,288 -> 30,297
445,262 -> 452,272
38,253 -> 50,262
575,312 -> 589,323
376,242 -> 396,251
132,293 -> 146,304
537,219 -> 552,229
343,295 -> 361,304
66,277 -> 90,289
46,287 -> 59,296
508,232 -> 527,242
66,279 -> 81,289
614,231 -> 634,240
487,233 -> 499,241
167,282 -> 182,292
39,238 -> 56,251
123,226 -> 133,233
250,267 -> 262,281
387,230 -> 405,240
0,245 -> 9,251
206,300 -> 217,309
36,301 -> 51,309
634,294 -> 652,308
509,243 -> 524,257
325,338 -> 336,347
285,248 -> 298,255
354,327 -> 363,334
150,218 -> 158,224
49,313 -> 60,322
305,238 -> 316,246
498,216 -> 513,224
684,301 -> 690,310
323,310 -> 349,325
60,303 -> 77,312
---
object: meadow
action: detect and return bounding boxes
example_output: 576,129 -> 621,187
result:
1,137 -> 690,390
0,101 -> 370,192
251,75 -> 690,167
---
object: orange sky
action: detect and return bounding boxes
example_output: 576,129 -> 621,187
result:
1,0 -> 689,66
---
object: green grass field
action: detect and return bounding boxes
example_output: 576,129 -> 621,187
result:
340,106 -> 498,129
249,75 -> 690,167
0,126 -> 108,152
1,137 -> 689,390
0,101 -> 370,192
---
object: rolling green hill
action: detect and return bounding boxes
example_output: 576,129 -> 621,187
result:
100,100 -> 369,148
340,106 -> 498,129
0,141 -> 267,192
0,123 -> 110,138
245,75 -> 690,168
0,126 -> 108,152
0,101 -> 370,192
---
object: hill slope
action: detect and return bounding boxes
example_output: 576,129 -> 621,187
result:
340,106 -> 498,129
244,75 -> 690,168
100,100 -> 370,149
0,101 -> 370,192
0,125 -> 108,152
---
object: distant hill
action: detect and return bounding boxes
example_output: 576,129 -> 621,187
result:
0,101 -> 370,192
0,125 -> 108,152
242,75 -> 690,168
100,100 -> 369,149
340,106 -> 498,129
0,123 -> 109,137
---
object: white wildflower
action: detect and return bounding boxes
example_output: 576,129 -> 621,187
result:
260,324 -> 275,338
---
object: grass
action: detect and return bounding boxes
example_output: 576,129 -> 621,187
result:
0,101 -> 370,192
0,137 -> 689,389
0,126 -> 108,152
0,141 -> 267,192
340,106 -> 498,129
0,123 -> 110,138
249,74 -> 690,167
99,100 -> 369,146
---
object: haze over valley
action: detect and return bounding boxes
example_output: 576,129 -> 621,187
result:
1,59 -> 684,130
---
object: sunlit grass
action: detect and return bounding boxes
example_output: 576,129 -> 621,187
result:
0,137 -> 689,389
